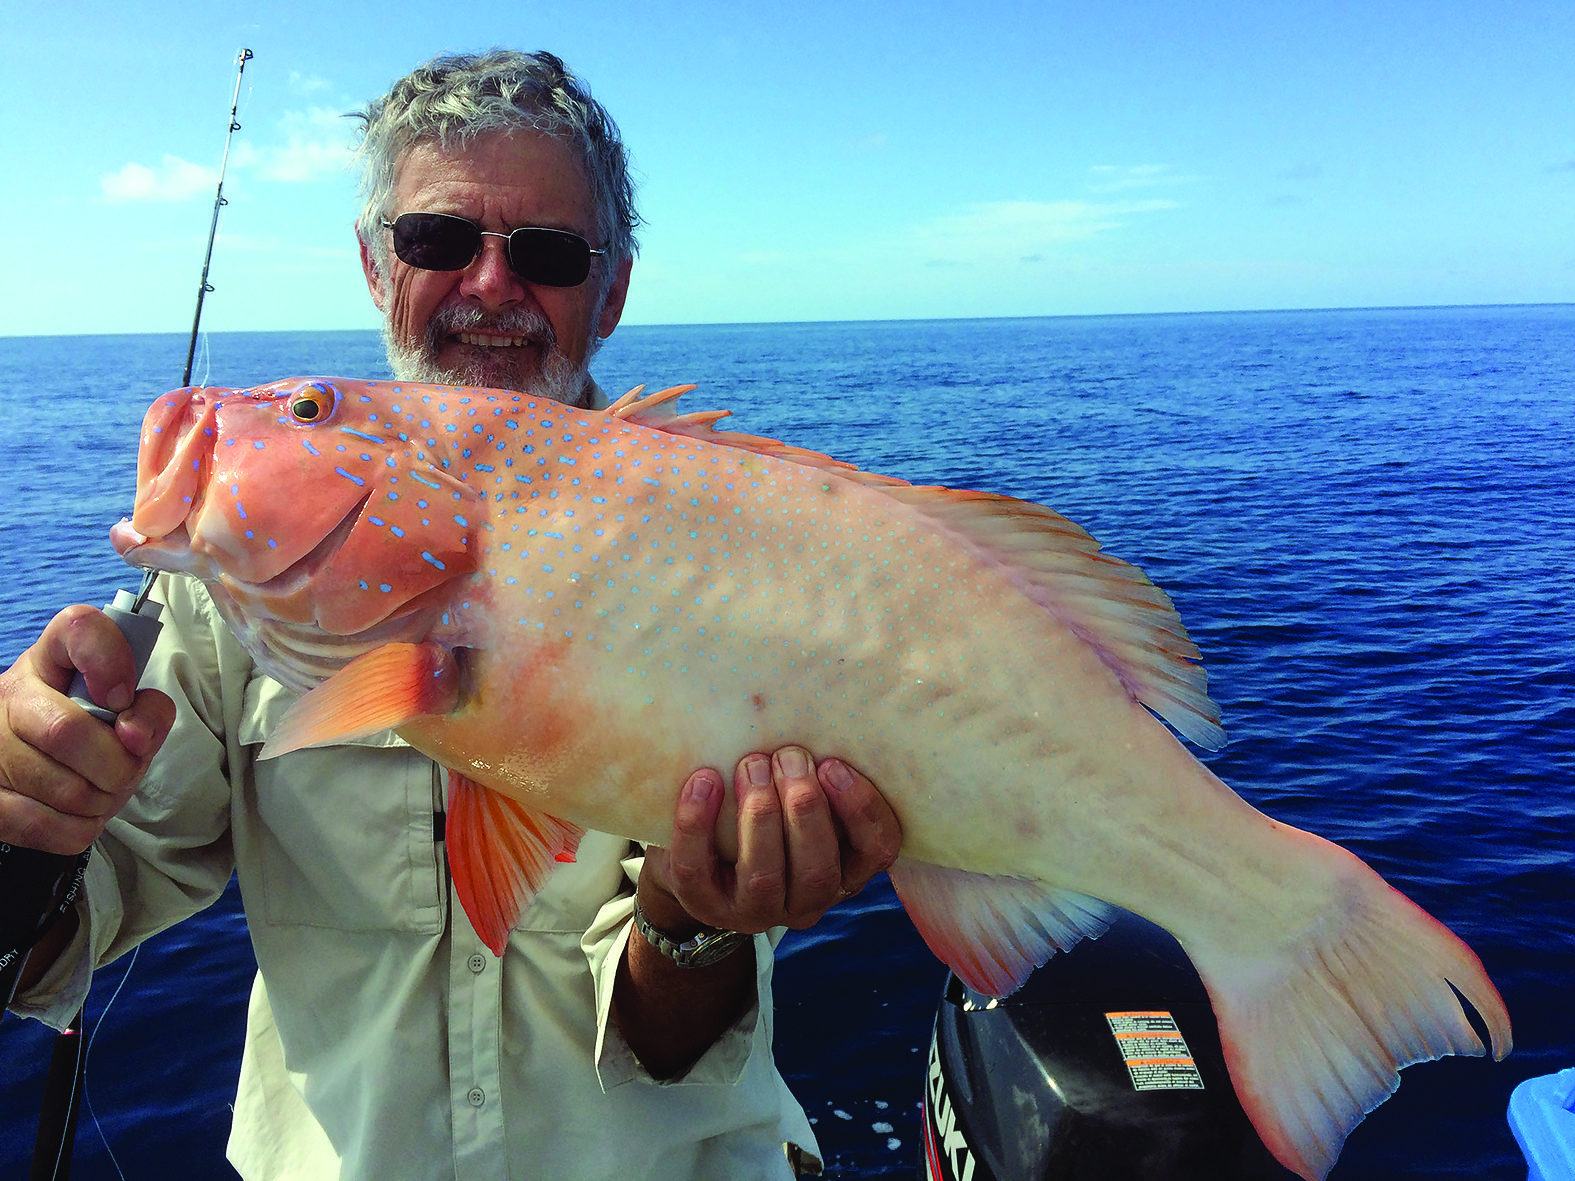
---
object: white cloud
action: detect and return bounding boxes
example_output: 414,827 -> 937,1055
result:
100,155 -> 217,202
288,70 -> 333,95
1088,164 -> 1197,193
98,104 -> 353,206
232,107 -> 356,183
912,198 -> 1179,257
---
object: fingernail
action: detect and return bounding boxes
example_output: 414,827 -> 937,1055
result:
687,771 -> 718,805
822,758 -> 853,792
106,682 -> 134,713
745,754 -> 772,787
118,714 -> 152,759
777,746 -> 809,778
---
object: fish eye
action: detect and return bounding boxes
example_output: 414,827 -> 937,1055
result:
290,396 -> 324,422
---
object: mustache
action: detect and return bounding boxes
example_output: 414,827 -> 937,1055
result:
424,303 -> 557,351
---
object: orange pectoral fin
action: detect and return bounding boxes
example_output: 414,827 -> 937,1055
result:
259,642 -> 461,758
446,772 -> 585,955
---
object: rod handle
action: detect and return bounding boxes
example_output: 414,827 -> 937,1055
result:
64,590 -> 164,723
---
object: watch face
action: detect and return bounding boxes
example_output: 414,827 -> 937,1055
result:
633,901 -> 747,967
679,930 -> 749,968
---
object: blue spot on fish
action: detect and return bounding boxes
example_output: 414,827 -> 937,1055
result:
335,467 -> 367,486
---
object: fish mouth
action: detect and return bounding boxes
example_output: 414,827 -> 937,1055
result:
129,386 -> 216,542
111,517 -> 152,558
111,518 -> 208,577
114,491 -> 372,618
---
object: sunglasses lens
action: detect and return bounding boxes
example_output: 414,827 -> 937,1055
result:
389,214 -> 596,286
507,228 -> 593,287
390,213 -> 479,271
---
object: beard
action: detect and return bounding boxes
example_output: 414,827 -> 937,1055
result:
382,301 -> 602,408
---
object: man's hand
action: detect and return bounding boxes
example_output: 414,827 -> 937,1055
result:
614,747 -> 901,1078
642,746 -> 902,938
0,605 -> 175,854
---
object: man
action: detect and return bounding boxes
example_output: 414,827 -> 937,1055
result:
0,50 -> 901,1179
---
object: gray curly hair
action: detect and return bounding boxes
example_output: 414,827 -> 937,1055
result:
353,49 -> 640,281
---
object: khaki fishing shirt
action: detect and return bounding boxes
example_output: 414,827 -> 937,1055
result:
12,572 -> 819,1180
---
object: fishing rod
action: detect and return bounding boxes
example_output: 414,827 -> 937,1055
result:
184,47 -> 253,387
7,47 -> 256,1181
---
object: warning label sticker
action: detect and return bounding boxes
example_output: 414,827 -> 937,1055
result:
1105,1010 -> 1205,1091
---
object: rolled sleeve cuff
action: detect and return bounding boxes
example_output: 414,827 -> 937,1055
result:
8,848 -> 123,1030
584,890 -> 778,1092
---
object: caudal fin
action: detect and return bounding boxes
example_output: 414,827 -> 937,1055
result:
1187,839 -> 1511,1181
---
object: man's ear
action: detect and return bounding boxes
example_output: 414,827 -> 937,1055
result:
595,256 -> 633,340
358,225 -> 389,314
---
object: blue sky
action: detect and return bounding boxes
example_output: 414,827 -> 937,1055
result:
4,0 -> 1571,335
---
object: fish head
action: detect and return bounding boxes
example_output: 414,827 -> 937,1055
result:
112,377 -> 482,663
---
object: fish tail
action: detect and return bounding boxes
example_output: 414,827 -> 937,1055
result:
1185,832 -> 1512,1181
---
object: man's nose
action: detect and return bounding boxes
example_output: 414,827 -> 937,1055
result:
459,235 -> 528,310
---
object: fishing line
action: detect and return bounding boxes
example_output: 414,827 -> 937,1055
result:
32,946 -> 139,1181
80,945 -> 139,1181
191,329 -> 214,389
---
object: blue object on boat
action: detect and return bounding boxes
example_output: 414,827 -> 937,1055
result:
1509,1067 -> 1575,1181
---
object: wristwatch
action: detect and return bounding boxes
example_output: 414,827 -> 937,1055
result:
631,900 -> 750,968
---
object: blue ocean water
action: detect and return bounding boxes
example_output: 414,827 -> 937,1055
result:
1,306 -> 1571,1178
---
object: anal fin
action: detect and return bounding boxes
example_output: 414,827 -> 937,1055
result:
888,859 -> 1115,997
447,771 -> 585,956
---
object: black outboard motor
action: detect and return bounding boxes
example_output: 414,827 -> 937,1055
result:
921,911 -> 1298,1180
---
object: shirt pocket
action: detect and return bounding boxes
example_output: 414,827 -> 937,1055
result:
237,674 -> 446,935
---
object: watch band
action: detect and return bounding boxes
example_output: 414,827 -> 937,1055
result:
631,900 -> 750,968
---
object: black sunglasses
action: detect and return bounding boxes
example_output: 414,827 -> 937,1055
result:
381,212 -> 606,288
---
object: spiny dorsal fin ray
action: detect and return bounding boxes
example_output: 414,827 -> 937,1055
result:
608,384 -> 1223,749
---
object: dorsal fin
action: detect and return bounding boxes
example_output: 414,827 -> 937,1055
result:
605,383 -> 1223,749
882,486 -> 1225,749
607,383 -> 907,485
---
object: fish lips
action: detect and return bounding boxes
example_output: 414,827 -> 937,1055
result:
130,386 -> 214,544
111,517 -> 215,582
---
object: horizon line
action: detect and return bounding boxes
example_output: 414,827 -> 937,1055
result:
2,301 -> 1570,341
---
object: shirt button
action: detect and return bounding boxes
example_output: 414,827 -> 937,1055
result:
467,1087 -> 486,1108
467,954 -> 487,974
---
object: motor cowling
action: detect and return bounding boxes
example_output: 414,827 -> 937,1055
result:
921,911 -> 1297,1180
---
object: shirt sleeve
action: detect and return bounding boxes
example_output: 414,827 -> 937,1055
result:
583,846 -> 783,1091
9,574 -> 243,1029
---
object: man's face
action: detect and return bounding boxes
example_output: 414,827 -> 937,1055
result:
360,129 -> 631,405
